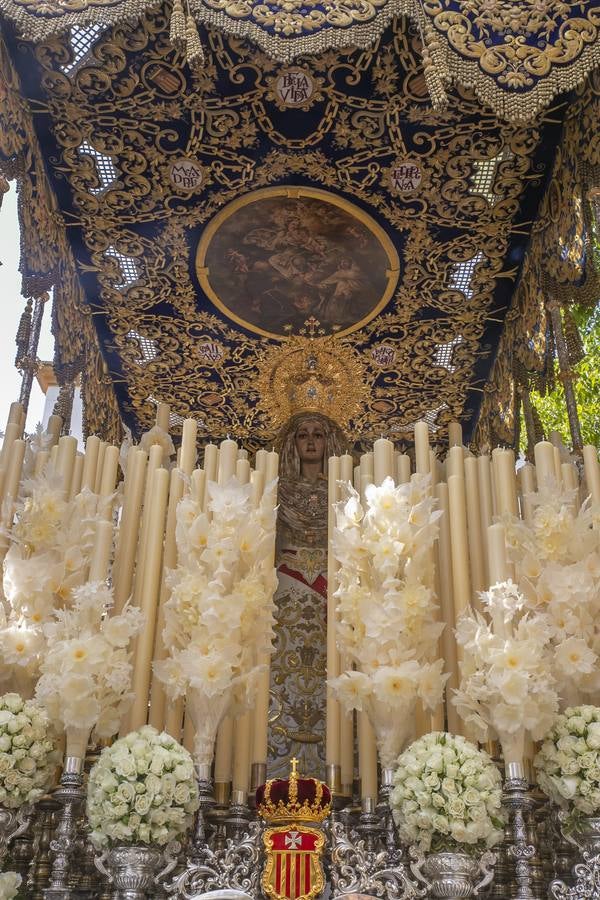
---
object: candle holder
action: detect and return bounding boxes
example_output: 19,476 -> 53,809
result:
502,762 -> 537,900
225,789 -> 252,843
357,796 -> 382,852
44,756 -> 86,900
190,763 -> 215,857
27,795 -> 59,899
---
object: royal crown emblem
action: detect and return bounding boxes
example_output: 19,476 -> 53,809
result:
257,758 -> 330,900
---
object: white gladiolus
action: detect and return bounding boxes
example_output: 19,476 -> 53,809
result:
155,476 -> 278,763
535,706 -> 600,816
0,693 -> 59,809
34,582 -> 144,740
330,475 -> 448,766
86,726 -> 199,848
391,732 -> 504,852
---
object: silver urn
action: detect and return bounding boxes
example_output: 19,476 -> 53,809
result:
419,849 -> 495,899
570,814 -> 600,854
0,804 -> 32,868
95,843 -> 164,899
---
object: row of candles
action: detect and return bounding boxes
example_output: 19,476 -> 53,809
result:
2,401 -> 600,805
325,422 -> 600,803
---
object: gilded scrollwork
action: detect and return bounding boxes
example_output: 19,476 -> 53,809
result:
2,6 -> 596,447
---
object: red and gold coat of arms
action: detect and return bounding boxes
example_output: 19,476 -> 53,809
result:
262,824 -> 325,900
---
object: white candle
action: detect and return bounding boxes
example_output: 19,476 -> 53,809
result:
113,448 -> 147,614
446,445 -> 464,480
214,715 -> 233,785
180,418 -> 197,476
518,463 -> 536,522
448,422 -> 462,447
69,454 -> 84,500
218,438 -> 237,484
397,453 -> 411,484
128,467 -> 170,731
448,474 -> 471,619
236,458 -> 251,484
231,712 -> 251,797
583,445 -> 600,505
56,435 -> 78,497
534,441 -> 556,486
81,435 -> 100,491
487,523 -> 508,640
492,448 -> 518,516
100,444 -> 120,496
435,483 -> 461,735
94,442 -> 106,494
373,438 -> 393,485
464,457 -> 485,600
203,444 -> 219,483
7,402 -> 23,425
255,448 -> 268,475
358,711 -> 378,802
266,449 -> 279,483
414,421 -> 430,475
46,414 -> 62,445
326,455 -> 341,770
89,519 -> 113,582
148,467 -> 186,730
155,402 -> 170,431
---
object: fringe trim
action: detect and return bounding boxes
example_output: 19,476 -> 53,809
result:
1,0 -> 600,120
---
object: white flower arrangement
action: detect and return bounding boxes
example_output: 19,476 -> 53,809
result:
0,463 -> 105,695
454,580 -> 559,764
390,732 -> 504,852
330,476 -> 447,766
534,706 -> 600,815
0,872 -> 22,900
0,693 -> 59,809
499,482 -> 600,707
155,477 -> 277,764
34,581 -> 144,741
86,726 -> 199,848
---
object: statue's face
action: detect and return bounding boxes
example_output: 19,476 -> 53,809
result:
294,419 -> 326,465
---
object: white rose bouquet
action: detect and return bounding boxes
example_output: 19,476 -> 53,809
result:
0,693 -> 59,808
391,732 -> 504,852
331,476 -> 447,767
86,725 -> 199,848
0,872 -> 22,900
534,705 -> 600,815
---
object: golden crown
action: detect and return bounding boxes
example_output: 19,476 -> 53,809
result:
256,758 -> 332,824
255,318 -> 366,430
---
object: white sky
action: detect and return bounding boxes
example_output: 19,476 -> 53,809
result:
0,185 -> 54,432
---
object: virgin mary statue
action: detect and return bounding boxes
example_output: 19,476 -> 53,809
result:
268,412 -> 347,779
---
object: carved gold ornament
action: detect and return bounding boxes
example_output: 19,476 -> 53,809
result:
255,320 -> 367,430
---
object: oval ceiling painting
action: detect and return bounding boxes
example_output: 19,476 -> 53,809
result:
196,187 -> 400,339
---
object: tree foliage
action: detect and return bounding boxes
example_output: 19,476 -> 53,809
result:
530,303 -> 600,449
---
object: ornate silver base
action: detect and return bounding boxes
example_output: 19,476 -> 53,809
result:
0,803 -> 32,869
330,818 -> 425,898
164,821 -> 262,896
412,849 -> 495,899
550,814 -> 600,899
502,763 -> 537,900
95,843 -> 164,899
44,757 -> 86,900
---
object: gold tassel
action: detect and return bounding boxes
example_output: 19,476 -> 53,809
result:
185,14 -> 205,70
169,0 -> 187,49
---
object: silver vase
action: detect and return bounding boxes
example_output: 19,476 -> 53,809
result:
416,849 -> 496,899
570,814 -> 600,854
95,844 -> 164,899
0,803 -> 33,868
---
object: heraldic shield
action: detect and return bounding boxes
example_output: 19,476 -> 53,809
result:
262,825 -> 325,900
256,758 -> 331,900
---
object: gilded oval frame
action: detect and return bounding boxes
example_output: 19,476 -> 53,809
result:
195,186 -> 400,340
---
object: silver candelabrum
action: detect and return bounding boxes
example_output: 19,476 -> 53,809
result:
502,761 -> 538,899
44,755 -> 86,900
